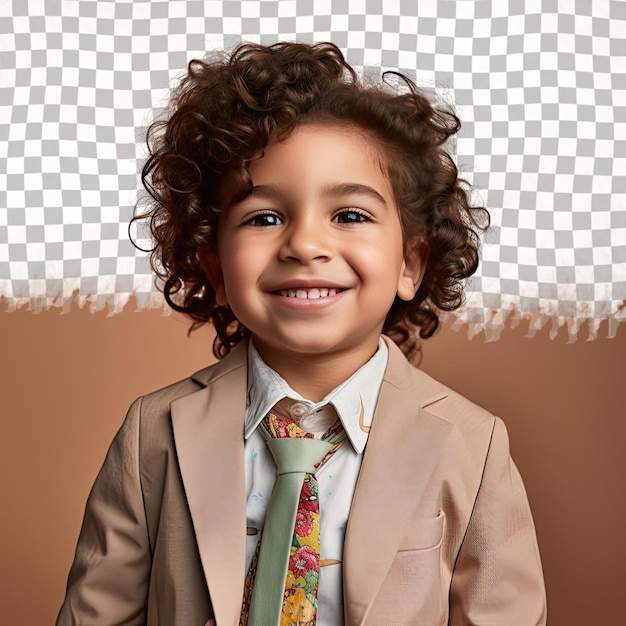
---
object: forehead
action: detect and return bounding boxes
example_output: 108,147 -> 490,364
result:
246,124 -> 391,191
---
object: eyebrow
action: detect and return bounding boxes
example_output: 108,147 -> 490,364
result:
322,183 -> 388,208
244,183 -> 388,208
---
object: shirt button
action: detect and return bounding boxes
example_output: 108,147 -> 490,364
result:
289,402 -> 309,420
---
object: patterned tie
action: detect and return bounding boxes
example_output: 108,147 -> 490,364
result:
241,411 -> 345,626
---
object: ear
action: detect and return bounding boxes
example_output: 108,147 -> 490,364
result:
198,250 -> 228,306
396,237 -> 429,302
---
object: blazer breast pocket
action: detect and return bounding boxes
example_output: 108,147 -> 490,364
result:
366,511 -> 447,625
398,509 -> 445,552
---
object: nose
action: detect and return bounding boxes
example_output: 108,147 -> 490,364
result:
278,216 -> 333,264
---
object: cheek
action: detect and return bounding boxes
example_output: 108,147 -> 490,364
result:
221,265 -> 255,307
352,242 -> 404,284
218,241 -> 272,317
219,240 -> 257,286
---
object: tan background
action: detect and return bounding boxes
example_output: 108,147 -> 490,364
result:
0,304 -> 624,624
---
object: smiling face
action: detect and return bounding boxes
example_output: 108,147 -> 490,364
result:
202,124 -> 426,385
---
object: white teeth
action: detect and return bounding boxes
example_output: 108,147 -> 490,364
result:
278,288 -> 341,299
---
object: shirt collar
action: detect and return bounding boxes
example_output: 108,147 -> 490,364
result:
244,338 -> 388,453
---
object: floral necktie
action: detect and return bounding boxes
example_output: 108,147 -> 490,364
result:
241,411 -> 345,626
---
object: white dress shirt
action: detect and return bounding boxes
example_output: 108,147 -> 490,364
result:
243,338 -> 388,625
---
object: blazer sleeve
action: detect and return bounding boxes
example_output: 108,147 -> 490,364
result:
56,398 -> 151,626
448,417 -> 547,625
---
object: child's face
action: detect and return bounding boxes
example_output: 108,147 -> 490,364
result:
203,124 -> 426,372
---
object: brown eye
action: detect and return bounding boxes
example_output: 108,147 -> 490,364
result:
334,208 -> 370,224
244,212 -> 283,226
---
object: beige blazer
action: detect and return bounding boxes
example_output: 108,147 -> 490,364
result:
57,337 -> 546,625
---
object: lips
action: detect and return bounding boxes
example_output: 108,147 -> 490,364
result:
278,287 -> 343,299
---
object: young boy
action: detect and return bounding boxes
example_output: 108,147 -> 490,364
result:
57,42 -> 546,625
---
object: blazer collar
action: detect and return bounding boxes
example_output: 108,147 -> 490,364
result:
342,336 -> 451,625
171,342 -> 249,626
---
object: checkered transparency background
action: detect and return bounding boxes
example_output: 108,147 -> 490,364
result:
1,0 -> 625,341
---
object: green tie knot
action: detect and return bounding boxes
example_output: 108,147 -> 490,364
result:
266,437 -> 333,475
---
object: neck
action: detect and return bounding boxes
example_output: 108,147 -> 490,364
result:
252,340 -> 379,403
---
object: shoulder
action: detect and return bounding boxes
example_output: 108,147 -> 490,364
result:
383,336 -> 495,431
412,367 -> 497,434
130,342 -> 248,422
382,338 -> 521,511
382,336 -> 504,477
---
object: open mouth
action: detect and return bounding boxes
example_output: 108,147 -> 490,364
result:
277,288 -> 345,300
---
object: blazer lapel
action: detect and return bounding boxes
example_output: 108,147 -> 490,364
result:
171,344 -> 248,626
342,339 -> 451,625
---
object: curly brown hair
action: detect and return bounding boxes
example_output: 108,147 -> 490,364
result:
136,41 -> 489,359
